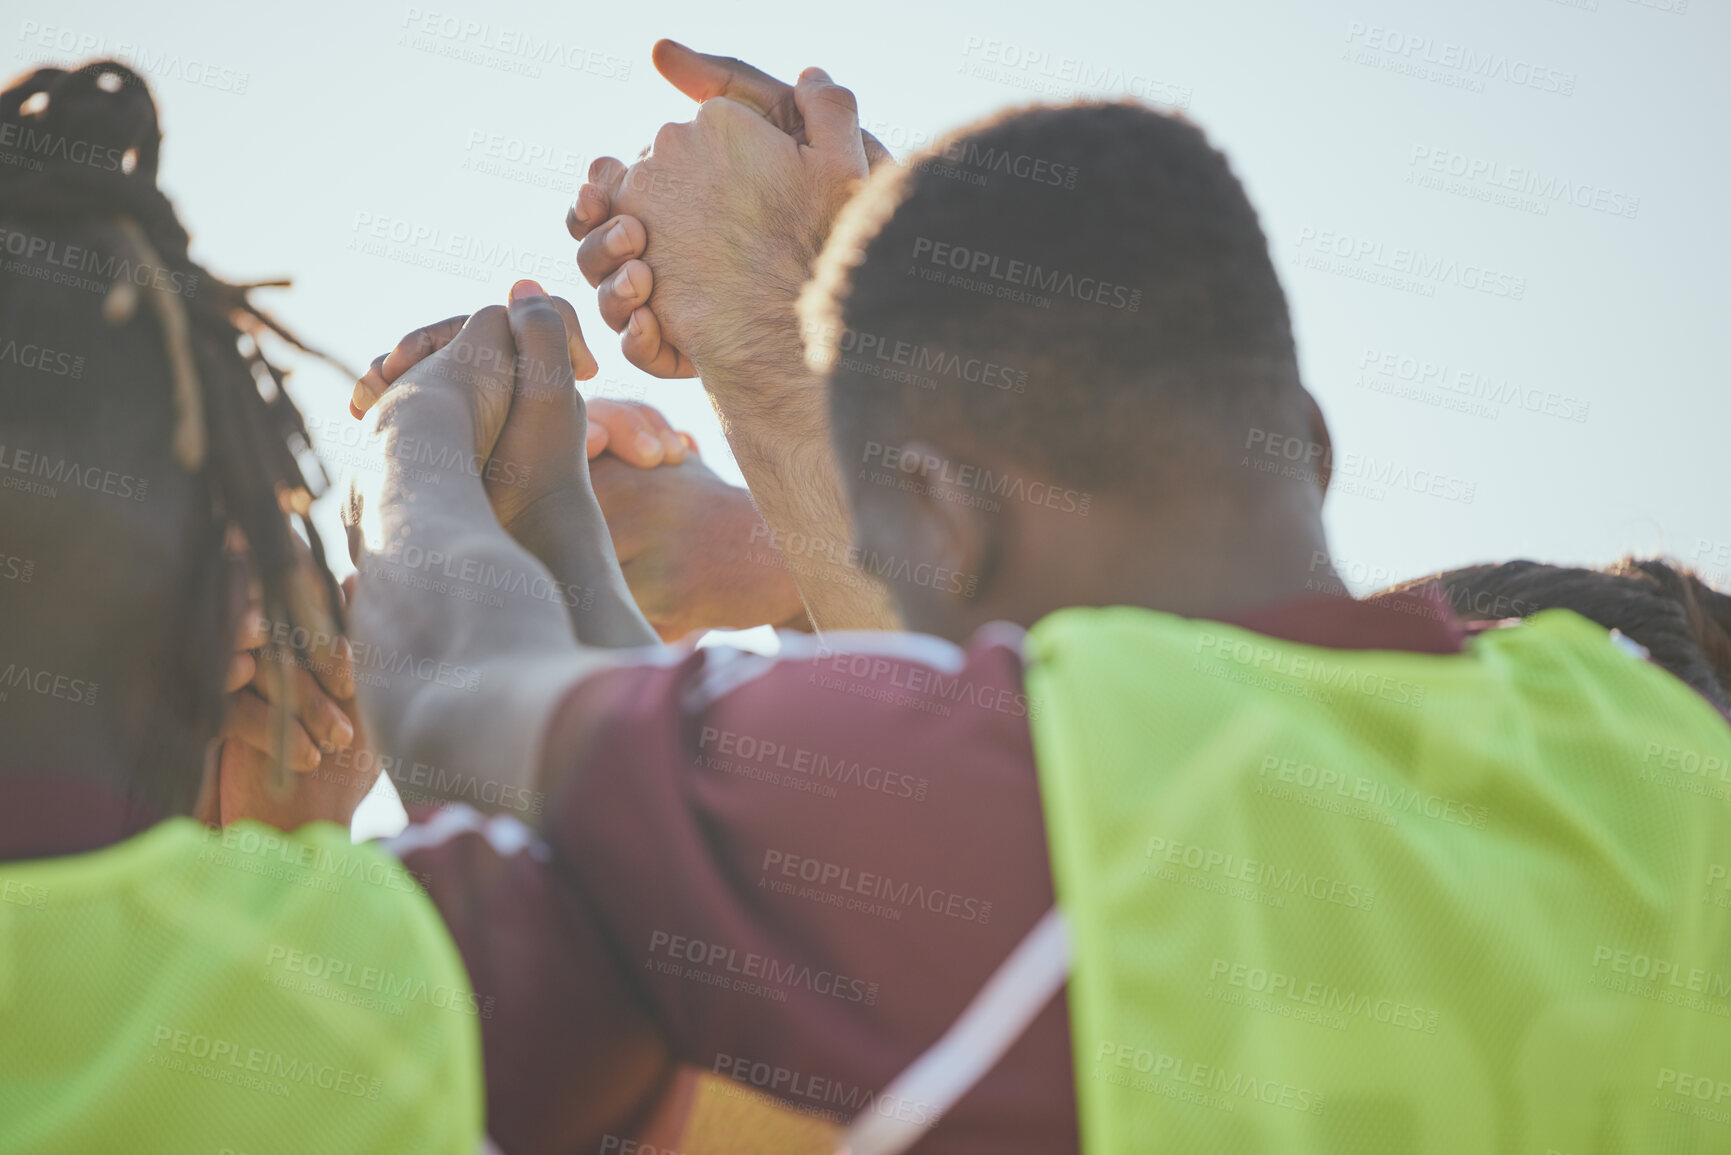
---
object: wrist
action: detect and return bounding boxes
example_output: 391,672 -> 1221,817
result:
372,379 -> 475,439
370,385 -> 493,496
505,483 -> 658,648
685,278 -> 810,401
704,361 -> 829,448
502,484 -> 605,562
726,410 -> 833,490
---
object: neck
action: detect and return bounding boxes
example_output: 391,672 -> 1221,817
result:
974,483 -> 1341,635
0,702 -> 206,817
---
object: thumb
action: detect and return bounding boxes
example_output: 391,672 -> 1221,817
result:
652,39 -> 794,124
793,67 -> 866,173
505,279 -> 578,415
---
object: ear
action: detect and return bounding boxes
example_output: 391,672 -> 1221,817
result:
891,441 -> 998,603
1301,390 -> 1333,498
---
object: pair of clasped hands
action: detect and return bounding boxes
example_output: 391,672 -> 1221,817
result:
206,40 -> 885,829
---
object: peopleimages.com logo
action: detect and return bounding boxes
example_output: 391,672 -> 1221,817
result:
910,236 -> 1141,311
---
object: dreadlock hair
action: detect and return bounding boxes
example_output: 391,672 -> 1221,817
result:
1377,558 -> 1731,712
0,60 -> 346,802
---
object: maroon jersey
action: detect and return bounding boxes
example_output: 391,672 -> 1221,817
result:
396,594 -> 1473,1154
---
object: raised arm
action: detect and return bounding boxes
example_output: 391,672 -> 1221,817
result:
345,296 -> 651,797
572,54 -> 901,633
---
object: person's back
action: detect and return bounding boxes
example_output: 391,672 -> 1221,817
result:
1024,604 -> 1731,1153
0,61 -> 481,1151
0,818 -> 480,1151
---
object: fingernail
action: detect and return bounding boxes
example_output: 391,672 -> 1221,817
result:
605,220 -> 633,256
510,279 -> 546,302
349,400 -> 365,420
634,431 -> 663,462
661,430 -> 685,461
574,197 -> 594,224
610,266 -> 637,300
329,711 -> 355,750
627,310 -> 643,336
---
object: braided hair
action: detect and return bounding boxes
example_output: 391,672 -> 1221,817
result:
1378,558 -> 1731,711
0,60 -> 346,792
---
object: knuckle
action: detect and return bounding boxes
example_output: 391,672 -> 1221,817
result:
624,330 -> 655,363
520,299 -> 564,332
578,240 -> 608,284
820,84 -> 858,115
699,97 -> 751,128
620,260 -> 650,297
588,155 -> 625,183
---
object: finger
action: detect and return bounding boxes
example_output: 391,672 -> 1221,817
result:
416,304 -> 516,409
622,306 -> 697,379
577,214 -> 647,288
234,606 -> 269,651
598,259 -> 652,332
350,354 -> 389,418
652,39 -> 796,126
793,67 -> 867,173
539,292 -> 600,382
587,398 -> 662,467
586,419 -> 609,459
859,129 -> 893,170
309,634 -> 355,704
620,399 -> 687,464
278,535 -> 356,703
252,661 -> 356,755
504,283 -> 578,419
225,604 -> 268,694
652,40 -> 889,166
350,314 -> 470,417
381,314 -> 472,384
587,398 -> 687,467
223,689 -> 324,771
568,156 -> 628,239
224,650 -> 256,693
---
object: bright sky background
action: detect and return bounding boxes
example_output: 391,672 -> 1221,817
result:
14,0 -> 1727,826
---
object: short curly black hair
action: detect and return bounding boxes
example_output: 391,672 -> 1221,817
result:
804,101 -> 1307,494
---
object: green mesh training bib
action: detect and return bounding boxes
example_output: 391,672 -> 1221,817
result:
0,817 -> 483,1153
1026,607 -> 1731,1155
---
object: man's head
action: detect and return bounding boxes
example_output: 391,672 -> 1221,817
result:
0,62 -> 339,813
802,102 -> 1333,639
